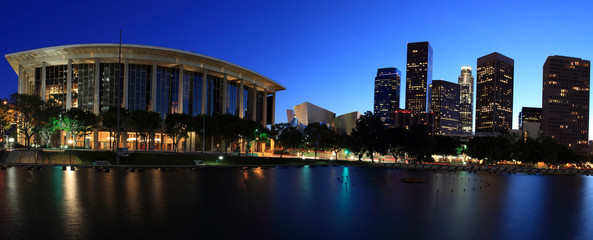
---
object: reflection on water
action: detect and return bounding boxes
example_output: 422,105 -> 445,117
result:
0,166 -> 592,239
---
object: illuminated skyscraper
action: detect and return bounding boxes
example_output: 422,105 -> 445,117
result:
476,52 -> 514,133
374,67 -> 401,127
458,66 -> 474,133
405,41 -> 433,112
429,80 -> 460,135
542,55 -> 590,155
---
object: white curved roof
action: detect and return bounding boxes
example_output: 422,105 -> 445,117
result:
5,43 -> 286,92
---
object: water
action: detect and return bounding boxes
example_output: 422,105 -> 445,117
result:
0,165 -> 591,239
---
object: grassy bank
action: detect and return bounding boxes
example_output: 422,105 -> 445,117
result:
43,150 -> 370,166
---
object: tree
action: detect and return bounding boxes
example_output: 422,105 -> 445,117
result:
432,135 -> 460,161
304,122 -> 332,159
387,127 -> 409,161
10,93 -> 45,147
466,136 -> 512,164
100,107 -> 131,151
62,108 -> 98,149
327,132 -> 348,160
130,109 -> 162,151
350,111 -> 388,163
238,119 -> 263,156
218,114 -> 244,153
165,113 -> 193,152
275,124 -> 303,158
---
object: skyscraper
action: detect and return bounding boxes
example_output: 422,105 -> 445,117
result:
542,56 -> 590,155
458,66 -> 474,133
374,67 -> 401,127
476,52 -> 514,133
405,41 -> 433,112
429,80 -> 460,135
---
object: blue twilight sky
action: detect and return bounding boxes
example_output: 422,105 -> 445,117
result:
0,0 -> 592,137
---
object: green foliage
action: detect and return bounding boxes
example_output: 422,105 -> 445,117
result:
10,93 -> 46,146
99,107 -> 131,151
467,135 -> 582,164
62,108 -> 98,148
304,122 -> 333,159
275,124 -> 303,157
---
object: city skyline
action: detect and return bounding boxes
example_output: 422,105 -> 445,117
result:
1,0 -> 593,138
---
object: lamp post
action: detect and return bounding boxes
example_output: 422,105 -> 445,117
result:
115,31 -> 122,165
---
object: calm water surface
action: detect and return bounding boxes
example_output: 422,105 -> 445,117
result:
0,165 -> 591,239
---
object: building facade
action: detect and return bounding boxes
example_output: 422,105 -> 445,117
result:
374,67 -> 401,127
476,52 -> 514,133
458,66 -> 474,133
405,41 -> 433,112
290,102 -> 336,131
542,55 -> 590,155
519,107 -> 542,139
335,111 -> 361,135
429,80 -> 460,135
6,44 -> 285,151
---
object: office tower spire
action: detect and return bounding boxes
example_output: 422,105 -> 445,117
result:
458,66 -> 474,133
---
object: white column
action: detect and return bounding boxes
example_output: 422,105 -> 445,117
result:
66,59 -> 72,110
93,129 -> 99,150
251,85 -> 257,121
238,79 -> 244,118
222,73 -> 228,114
151,61 -> 157,112
262,89 -> 268,126
94,59 -> 100,115
123,58 -> 129,109
178,64 -> 184,113
41,62 -> 46,101
18,65 -> 23,94
271,92 -> 276,125
201,70 -> 208,115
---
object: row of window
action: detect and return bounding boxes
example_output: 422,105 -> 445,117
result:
33,64 -> 267,120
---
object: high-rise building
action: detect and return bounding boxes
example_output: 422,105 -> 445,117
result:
458,66 -> 474,133
374,67 -> 401,127
542,55 -> 590,155
519,107 -> 542,139
429,80 -> 460,135
405,41 -> 433,112
476,52 -> 514,133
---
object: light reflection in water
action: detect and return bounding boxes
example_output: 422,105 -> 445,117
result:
125,172 -> 141,222
151,170 -> 164,216
63,167 -> 84,236
0,166 -> 591,239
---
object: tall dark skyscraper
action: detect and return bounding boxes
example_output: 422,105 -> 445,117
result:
405,41 -> 433,112
476,52 -> 514,133
429,80 -> 460,135
374,67 -> 401,127
542,55 -> 590,156
458,66 -> 474,133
